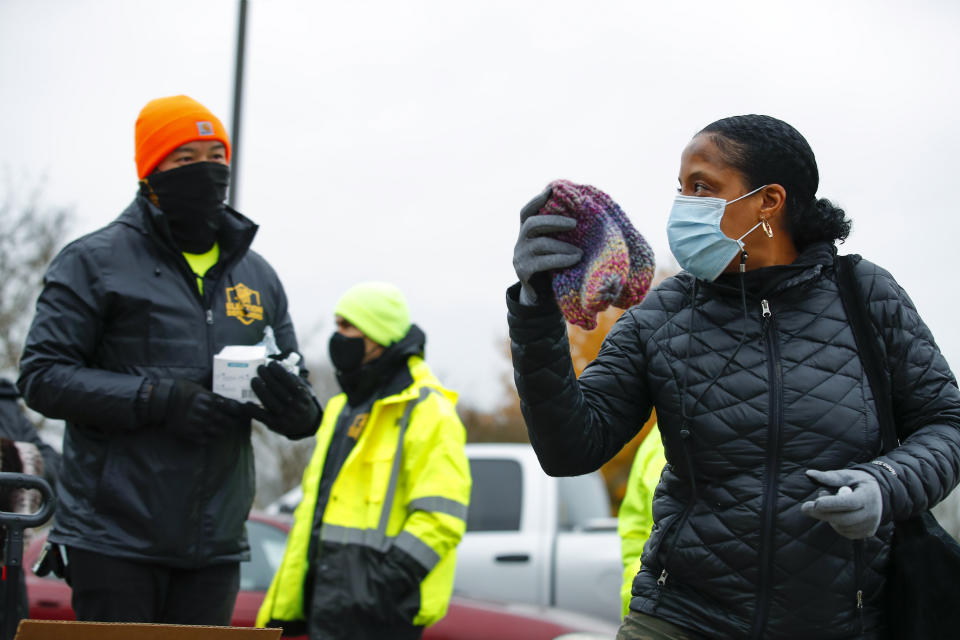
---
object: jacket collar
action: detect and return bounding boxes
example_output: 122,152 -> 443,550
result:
116,195 -> 259,258
705,241 -> 836,299
339,324 -> 439,407
344,324 -> 456,407
377,356 -> 457,407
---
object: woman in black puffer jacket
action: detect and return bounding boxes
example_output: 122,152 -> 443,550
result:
507,115 -> 960,640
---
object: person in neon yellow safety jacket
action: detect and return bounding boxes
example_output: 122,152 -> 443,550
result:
256,283 -> 471,640
618,424 -> 667,618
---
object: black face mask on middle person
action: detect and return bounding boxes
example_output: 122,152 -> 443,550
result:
329,332 -> 388,406
330,325 -> 424,406
141,162 -> 230,253
329,333 -> 368,373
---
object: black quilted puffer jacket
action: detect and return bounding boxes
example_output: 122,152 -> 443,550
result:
507,242 -> 960,640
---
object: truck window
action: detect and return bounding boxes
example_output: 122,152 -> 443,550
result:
466,458 -> 523,532
557,474 -> 611,530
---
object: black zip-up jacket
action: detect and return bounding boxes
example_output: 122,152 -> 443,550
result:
18,196 -> 300,567
507,242 -> 960,639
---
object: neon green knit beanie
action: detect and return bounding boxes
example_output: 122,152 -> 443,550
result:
334,282 -> 411,347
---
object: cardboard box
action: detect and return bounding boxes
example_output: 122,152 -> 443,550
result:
14,620 -> 281,639
212,345 -> 267,403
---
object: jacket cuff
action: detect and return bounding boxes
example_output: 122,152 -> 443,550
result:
507,281 -> 568,352
264,620 -> 307,637
141,378 -> 175,427
387,544 -> 430,582
853,458 -> 899,523
506,282 -> 560,317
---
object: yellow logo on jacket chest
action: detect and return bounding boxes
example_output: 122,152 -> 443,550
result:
347,414 -> 369,440
226,283 -> 264,325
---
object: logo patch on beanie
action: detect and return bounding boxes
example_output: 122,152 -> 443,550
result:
196,121 -> 215,136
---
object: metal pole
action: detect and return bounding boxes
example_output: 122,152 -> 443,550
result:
228,0 -> 248,208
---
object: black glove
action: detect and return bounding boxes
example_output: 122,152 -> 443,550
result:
246,361 -> 322,438
149,378 -> 249,444
384,545 -> 429,585
33,541 -> 68,579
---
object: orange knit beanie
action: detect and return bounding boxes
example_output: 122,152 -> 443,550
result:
134,95 -> 231,178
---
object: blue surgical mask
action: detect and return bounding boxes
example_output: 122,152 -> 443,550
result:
666,185 -> 767,281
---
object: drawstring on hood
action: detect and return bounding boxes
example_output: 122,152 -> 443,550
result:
692,243 -> 834,398
676,244 -> 832,495
664,245 -> 812,587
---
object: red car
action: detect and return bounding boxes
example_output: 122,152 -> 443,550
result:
24,512 -> 617,640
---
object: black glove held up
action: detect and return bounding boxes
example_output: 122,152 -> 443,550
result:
247,361 -> 322,438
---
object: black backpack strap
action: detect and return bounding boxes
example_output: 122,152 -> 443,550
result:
835,255 -> 899,455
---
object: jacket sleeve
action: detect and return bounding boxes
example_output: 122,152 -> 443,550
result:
507,282 -> 653,476
17,243 -> 147,431
852,260 -> 960,522
395,390 -> 471,575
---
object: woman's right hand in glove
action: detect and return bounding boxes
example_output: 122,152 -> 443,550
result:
513,187 -> 582,305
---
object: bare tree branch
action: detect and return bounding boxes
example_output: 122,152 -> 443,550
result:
0,173 -> 73,377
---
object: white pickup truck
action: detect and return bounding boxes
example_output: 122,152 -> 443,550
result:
454,443 -> 623,623
266,442 -> 624,623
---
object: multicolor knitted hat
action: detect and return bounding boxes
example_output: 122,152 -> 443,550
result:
538,180 -> 655,329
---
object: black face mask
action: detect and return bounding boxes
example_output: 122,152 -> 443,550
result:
329,333 -> 367,373
330,325 -> 422,406
141,162 -> 230,253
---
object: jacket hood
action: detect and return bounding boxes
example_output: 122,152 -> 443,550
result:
116,195 -> 258,259
705,241 -> 836,299
337,324 -> 427,405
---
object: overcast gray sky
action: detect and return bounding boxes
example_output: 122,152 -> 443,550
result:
2,0 -> 959,409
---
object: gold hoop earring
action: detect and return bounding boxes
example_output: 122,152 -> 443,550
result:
761,219 -> 774,238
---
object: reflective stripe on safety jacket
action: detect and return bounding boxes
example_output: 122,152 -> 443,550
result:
257,356 -> 471,628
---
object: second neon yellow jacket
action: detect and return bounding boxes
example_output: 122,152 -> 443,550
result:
618,425 -> 667,618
